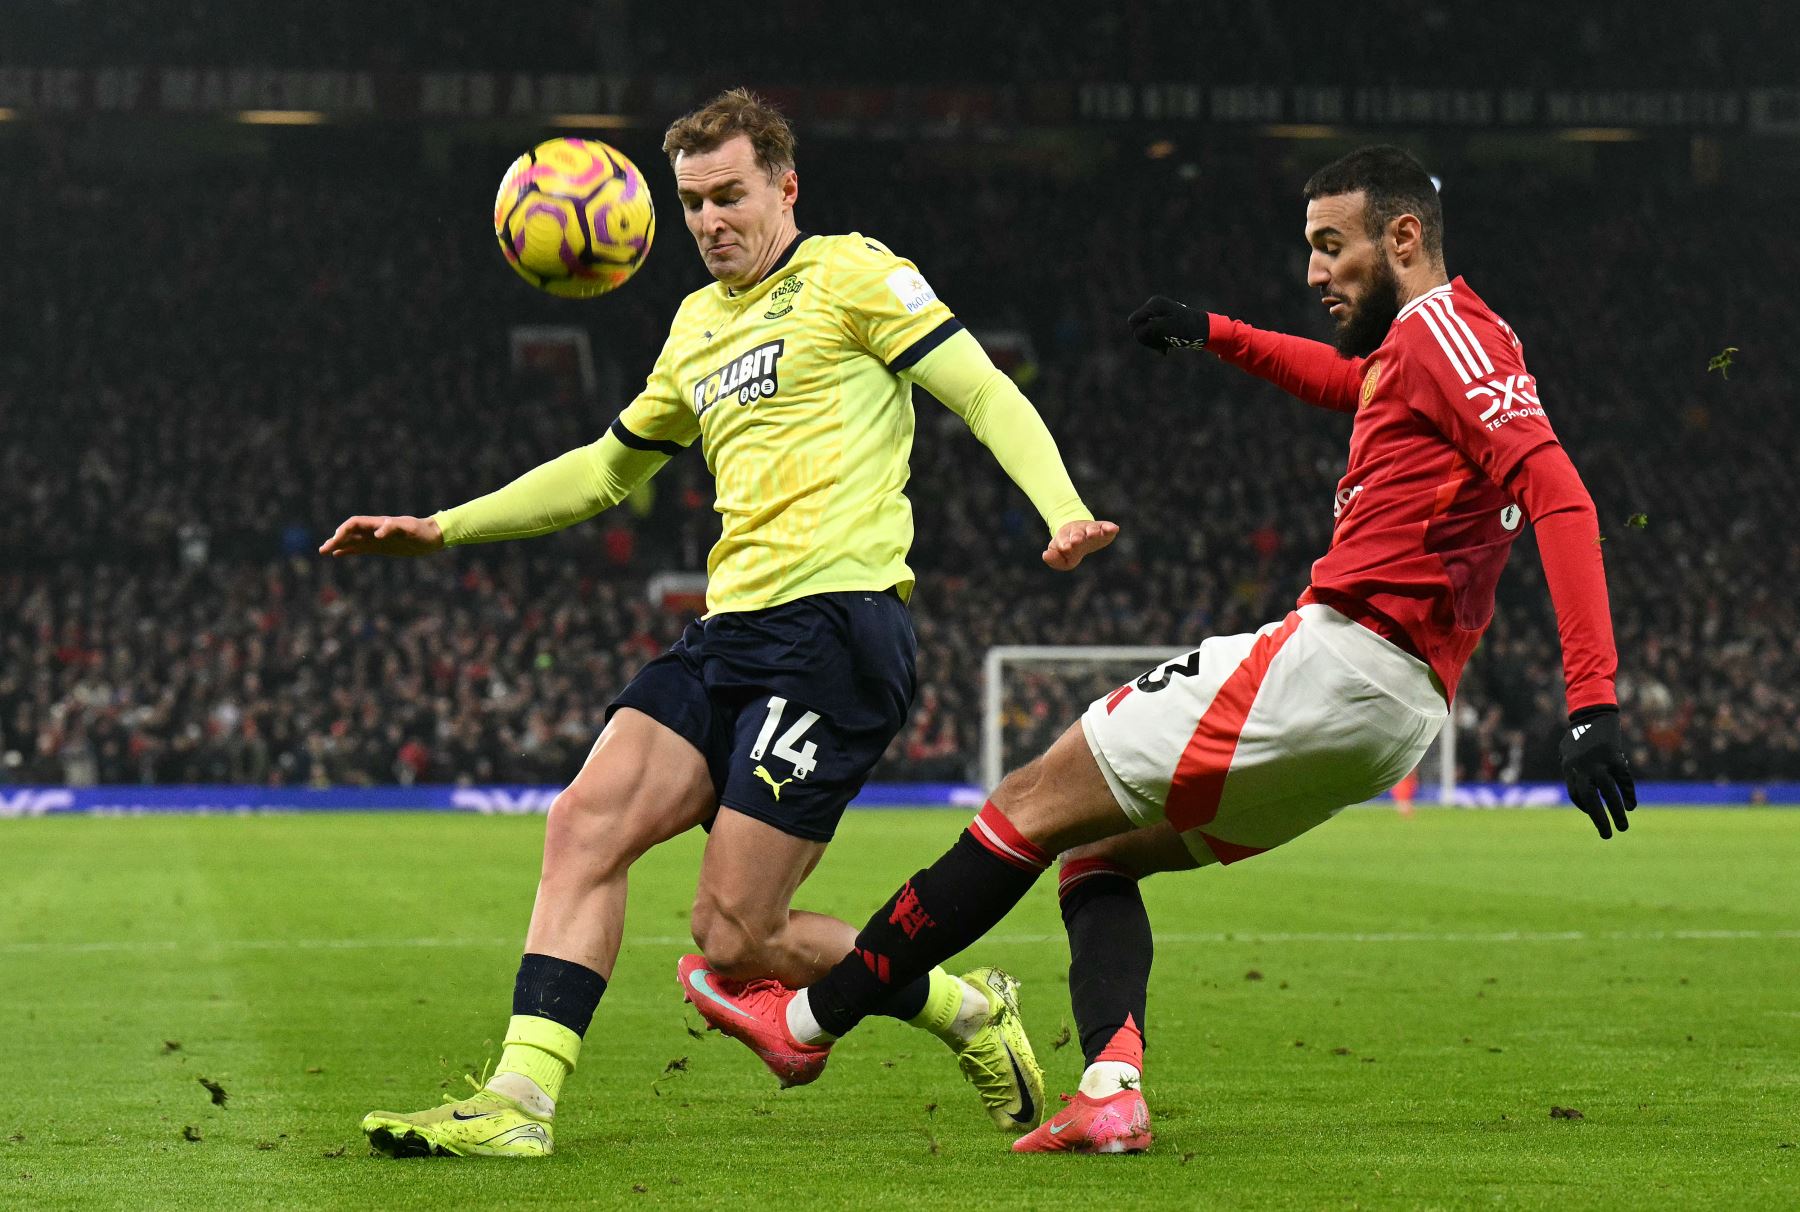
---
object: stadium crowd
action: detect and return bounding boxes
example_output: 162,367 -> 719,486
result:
3,137 -> 1793,788
7,1 -> 1793,87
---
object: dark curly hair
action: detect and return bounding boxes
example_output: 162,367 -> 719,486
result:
1304,145 -> 1443,263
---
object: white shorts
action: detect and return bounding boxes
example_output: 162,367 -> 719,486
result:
1080,603 -> 1447,866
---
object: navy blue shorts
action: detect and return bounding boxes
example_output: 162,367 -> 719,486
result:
607,588 -> 917,842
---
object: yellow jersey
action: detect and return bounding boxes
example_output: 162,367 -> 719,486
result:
617,232 -> 976,613
435,231 -> 1090,615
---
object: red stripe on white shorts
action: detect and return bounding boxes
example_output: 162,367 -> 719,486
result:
1162,612 -> 1303,835
1195,831 -> 1268,866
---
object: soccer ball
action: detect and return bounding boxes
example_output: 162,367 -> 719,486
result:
493,138 -> 655,297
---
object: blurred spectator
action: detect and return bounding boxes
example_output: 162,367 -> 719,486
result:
5,2 -> 1792,86
1,139 -> 1793,787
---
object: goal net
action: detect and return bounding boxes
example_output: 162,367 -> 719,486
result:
980,646 -> 1183,791
981,644 -> 1459,802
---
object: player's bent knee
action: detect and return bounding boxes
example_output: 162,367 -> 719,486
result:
543,786 -> 614,848
988,724 -> 1132,854
995,797 -> 1069,853
989,754 -> 1048,814
543,783 -> 662,875
1060,825 -> 1198,879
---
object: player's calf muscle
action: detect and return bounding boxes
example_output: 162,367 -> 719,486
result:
687,892 -> 800,980
690,887 -> 851,985
687,913 -> 767,979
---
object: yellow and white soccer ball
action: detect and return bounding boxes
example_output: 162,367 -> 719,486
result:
494,137 -> 655,297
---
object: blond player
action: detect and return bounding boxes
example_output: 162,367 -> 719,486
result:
323,89 -> 1117,1157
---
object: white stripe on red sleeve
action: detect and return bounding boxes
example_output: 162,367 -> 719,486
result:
1426,298 -> 1487,381
1415,303 -> 1474,383
1438,298 -> 1494,375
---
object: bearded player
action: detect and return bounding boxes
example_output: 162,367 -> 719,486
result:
324,89 -> 1117,1157
696,145 -> 1635,1153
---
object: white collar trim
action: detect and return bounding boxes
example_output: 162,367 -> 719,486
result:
1397,283 -> 1453,321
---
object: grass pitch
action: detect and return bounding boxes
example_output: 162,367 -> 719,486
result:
4,807 -> 1797,1210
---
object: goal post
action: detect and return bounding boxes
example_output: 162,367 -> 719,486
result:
981,644 -> 1460,802
981,645 -> 1184,792
1422,696 -> 1458,804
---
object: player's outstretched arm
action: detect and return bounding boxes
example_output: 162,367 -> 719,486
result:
323,429 -> 675,557
1127,295 -> 1364,413
1506,442 -> 1636,838
904,328 -> 1118,570
319,515 -> 444,558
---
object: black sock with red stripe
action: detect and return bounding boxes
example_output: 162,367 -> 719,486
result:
1058,858 -> 1152,1066
805,802 -> 1050,1038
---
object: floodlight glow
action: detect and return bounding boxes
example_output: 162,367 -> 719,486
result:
237,110 -> 328,125
549,113 -> 631,130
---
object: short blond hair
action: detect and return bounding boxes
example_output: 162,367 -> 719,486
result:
662,88 -> 797,178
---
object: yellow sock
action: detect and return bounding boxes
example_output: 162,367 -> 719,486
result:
906,968 -> 967,1043
494,1014 -> 581,1104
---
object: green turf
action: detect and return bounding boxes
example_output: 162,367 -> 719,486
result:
3,808 -> 1797,1210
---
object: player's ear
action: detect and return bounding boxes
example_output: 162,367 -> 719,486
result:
779,168 -> 798,209
1390,213 -> 1424,266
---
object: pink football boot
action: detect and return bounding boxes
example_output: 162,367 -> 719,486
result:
1012,1088 -> 1153,1154
677,953 -> 832,1087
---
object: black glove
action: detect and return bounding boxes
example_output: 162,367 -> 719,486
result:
1127,296 -> 1210,354
1559,705 -> 1637,839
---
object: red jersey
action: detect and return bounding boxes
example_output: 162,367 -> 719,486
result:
1205,277 -> 1617,711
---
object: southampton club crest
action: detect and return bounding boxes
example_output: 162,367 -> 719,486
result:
692,339 -> 786,416
763,274 -> 804,319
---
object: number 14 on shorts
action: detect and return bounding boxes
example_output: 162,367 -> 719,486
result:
750,697 -> 820,779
